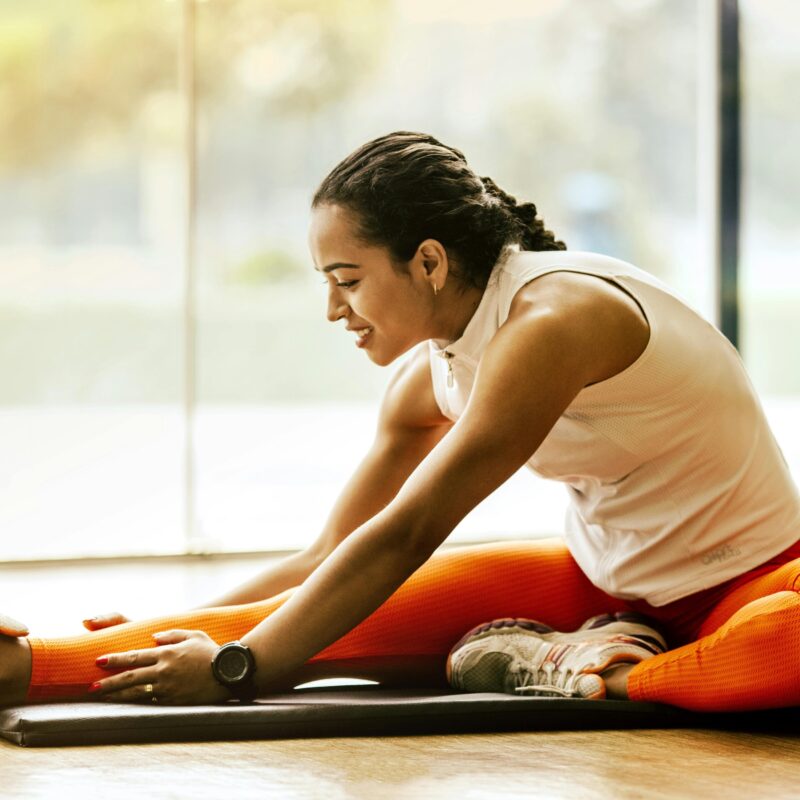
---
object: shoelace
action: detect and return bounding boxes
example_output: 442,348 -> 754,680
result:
511,661 -> 582,698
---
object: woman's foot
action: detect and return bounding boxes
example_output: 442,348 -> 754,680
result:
600,662 -> 635,699
0,635 -> 32,707
446,612 -> 667,699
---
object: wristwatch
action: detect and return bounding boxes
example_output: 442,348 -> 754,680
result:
211,641 -> 258,702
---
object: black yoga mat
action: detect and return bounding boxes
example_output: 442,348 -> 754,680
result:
2,685 -> 798,747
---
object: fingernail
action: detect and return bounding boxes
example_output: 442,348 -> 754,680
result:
96,656 -> 108,666
89,682 -> 102,692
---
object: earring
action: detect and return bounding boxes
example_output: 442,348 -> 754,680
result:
433,284 -> 438,297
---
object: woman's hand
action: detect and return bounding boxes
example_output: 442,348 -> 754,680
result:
82,612 -> 131,631
90,629 -> 233,705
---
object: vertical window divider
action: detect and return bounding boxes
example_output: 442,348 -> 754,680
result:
718,0 -> 741,352
699,0 -> 741,350
181,0 -> 199,554
697,0 -> 720,328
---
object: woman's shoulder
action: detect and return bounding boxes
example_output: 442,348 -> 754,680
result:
501,268 -> 652,391
497,248 -> 643,282
380,344 -> 452,430
497,248 -> 682,306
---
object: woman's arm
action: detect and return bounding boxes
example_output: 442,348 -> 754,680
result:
90,275 -> 648,703
84,347 -> 450,632
197,345 -> 452,609
193,550 -> 319,609
239,285 -> 625,692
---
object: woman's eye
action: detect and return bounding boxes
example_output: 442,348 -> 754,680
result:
319,279 -> 358,289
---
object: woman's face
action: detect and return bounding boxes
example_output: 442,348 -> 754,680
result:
308,203 -> 440,366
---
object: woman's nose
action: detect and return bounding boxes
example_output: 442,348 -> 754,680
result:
326,290 -> 348,323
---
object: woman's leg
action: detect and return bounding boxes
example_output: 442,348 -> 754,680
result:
627,555 -> 800,711
19,538 -> 630,704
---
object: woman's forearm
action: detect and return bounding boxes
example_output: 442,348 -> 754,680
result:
193,549 -> 319,610
240,510 -> 432,692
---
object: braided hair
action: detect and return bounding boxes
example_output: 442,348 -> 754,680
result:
311,131 -> 566,292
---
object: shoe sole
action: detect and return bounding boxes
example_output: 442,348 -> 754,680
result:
448,617 -> 555,655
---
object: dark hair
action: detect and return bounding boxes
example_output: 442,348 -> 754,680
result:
311,131 -> 566,291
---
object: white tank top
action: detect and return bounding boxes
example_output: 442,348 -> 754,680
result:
428,247 -> 800,606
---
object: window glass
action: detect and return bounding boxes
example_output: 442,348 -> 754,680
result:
740,0 -> 800,483
0,2 -> 184,558
0,0 -> 711,559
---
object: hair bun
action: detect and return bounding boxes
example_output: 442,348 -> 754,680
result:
313,132 -> 566,294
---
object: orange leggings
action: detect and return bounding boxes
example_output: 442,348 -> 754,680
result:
25,536 -> 800,712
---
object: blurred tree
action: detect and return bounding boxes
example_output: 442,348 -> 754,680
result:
197,0 -> 391,116
0,0 -> 390,173
224,245 -> 306,285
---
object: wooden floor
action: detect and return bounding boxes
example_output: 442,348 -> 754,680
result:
3,726 -> 800,799
2,554 -> 800,798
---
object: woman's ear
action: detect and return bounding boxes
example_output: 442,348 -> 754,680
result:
416,239 -> 449,289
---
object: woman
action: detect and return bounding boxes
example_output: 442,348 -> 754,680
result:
2,131 -> 800,712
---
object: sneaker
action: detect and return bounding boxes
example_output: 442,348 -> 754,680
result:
446,611 -> 668,699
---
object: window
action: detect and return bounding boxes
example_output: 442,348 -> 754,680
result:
0,1 -> 727,559
0,2 -> 185,558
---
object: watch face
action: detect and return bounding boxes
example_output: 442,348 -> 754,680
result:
218,649 -> 249,682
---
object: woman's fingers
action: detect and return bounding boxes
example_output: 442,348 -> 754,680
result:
151,629 -> 196,645
0,612 -> 29,637
95,647 -> 160,671
100,687 -> 158,704
82,612 -> 131,631
90,671 -> 161,704
90,633 -> 228,705
91,646 -> 162,700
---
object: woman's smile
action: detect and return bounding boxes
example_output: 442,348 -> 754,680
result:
353,326 -> 374,348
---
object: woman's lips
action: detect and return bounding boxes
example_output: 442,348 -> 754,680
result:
354,326 -> 373,348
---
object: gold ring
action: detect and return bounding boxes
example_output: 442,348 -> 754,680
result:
145,683 -> 158,703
